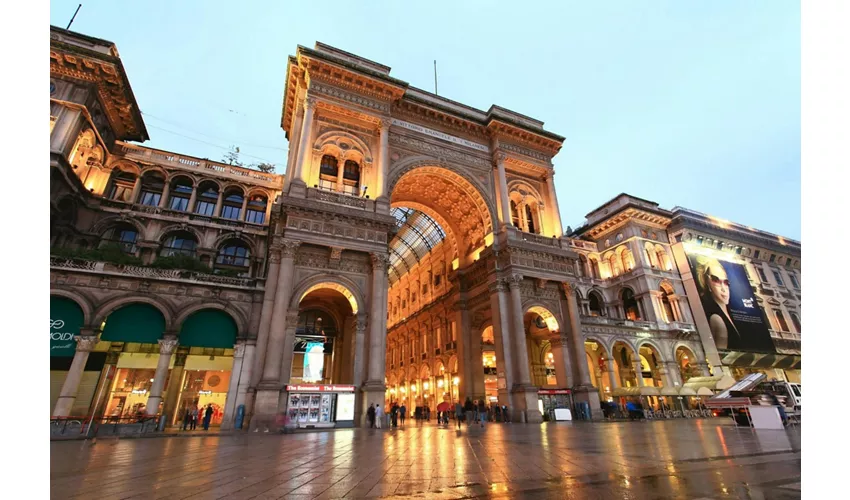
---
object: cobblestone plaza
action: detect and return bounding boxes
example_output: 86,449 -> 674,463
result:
51,420 -> 800,499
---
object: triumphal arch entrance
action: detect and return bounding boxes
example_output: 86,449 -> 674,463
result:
247,42 -> 599,428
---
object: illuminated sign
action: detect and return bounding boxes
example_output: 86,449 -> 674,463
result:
286,385 -> 356,392
336,393 -> 356,421
198,390 -> 212,395
131,389 -> 147,395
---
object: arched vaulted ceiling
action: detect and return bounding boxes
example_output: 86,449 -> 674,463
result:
388,207 -> 446,285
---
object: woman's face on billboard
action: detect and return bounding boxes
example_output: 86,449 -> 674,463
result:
707,262 -> 730,305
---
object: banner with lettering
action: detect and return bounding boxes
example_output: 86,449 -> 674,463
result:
50,297 -> 84,357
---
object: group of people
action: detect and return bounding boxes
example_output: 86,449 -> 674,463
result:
182,404 -> 215,431
366,399 -> 511,429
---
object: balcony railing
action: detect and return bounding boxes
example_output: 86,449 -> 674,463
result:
117,142 -> 279,186
98,199 -> 268,230
50,257 -> 260,289
770,329 -> 801,341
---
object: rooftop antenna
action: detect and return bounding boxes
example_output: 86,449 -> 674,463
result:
434,60 -> 438,96
66,4 -> 82,30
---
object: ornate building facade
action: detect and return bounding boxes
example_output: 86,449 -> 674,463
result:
50,27 -> 798,430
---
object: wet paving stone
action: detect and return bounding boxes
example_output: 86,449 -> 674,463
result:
51,419 -> 800,499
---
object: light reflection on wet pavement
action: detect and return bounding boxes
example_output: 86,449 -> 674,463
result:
51,419 -> 800,499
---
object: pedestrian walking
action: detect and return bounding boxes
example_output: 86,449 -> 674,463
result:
400,404 -> 407,427
455,401 -> 464,429
182,408 -> 191,431
425,406 -> 431,421
375,404 -> 384,429
367,404 -> 376,428
502,405 -> 510,423
191,407 -> 199,430
203,405 -> 213,430
478,400 -> 487,428
464,397 -> 474,426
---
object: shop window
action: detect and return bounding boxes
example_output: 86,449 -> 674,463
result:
221,190 -> 244,220
100,224 -> 138,254
160,231 -> 198,257
216,240 -> 251,271
105,368 -> 160,419
108,170 -> 137,202
245,195 -> 267,224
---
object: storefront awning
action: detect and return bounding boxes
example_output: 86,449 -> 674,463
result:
179,310 -> 237,348
612,386 -> 660,397
660,387 -> 679,396
678,387 -> 697,397
682,375 -> 736,394
101,303 -> 165,344
51,297 -> 84,357
720,350 -> 801,371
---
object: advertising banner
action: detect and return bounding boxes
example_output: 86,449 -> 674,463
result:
686,253 -> 775,353
50,297 -> 84,357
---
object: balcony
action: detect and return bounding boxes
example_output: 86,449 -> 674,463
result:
580,315 -> 656,330
50,256 -> 261,289
117,142 -> 280,188
770,329 -> 801,342
306,187 -> 375,212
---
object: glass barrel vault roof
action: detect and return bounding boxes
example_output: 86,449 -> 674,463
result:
388,207 -> 446,285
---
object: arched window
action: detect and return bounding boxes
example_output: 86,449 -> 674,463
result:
589,258 -> 601,279
774,309 -> 790,332
139,172 -> 165,206
108,170 -> 137,202
655,246 -> 670,271
510,200 -> 521,228
622,248 -> 635,272
296,309 -> 337,337
622,289 -> 641,321
525,204 -> 537,234
319,155 -> 338,191
160,231 -> 198,257
216,239 -> 251,272
588,292 -> 604,317
482,327 -> 494,345
221,189 -> 244,220
245,195 -> 268,224
789,312 -> 801,333
608,253 -> 620,277
660,289 -> 675,323
194,181 -> 219,216
342,160 -> 360,196
168,177 -> 193,212
100,223 -> 138,254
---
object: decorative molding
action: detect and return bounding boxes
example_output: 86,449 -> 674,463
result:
310,81 -> 390,113
75,335 -> 99,352
158,338 -> 179,355
389,133 -> 490,168
281,239 -> 302,258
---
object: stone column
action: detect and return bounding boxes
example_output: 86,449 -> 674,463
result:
362,254 -> 389,419
259,241 -> 300,383
52,334 -> 99,417
670,296 -> 683,322
221,341 -> 247,430
187,185 -> 198,213
606,358 -> 619,391
454,300 -> 476,402
488,280 -> 514,407
278,310 -> 300,386
87,345 -> 122,419
158,181 -> 171,208
162,347 -> 189,425
335,160 -> 345,192
352,315 -> 368,388
229,340 -> 256,429
561,282 -> 601,418
213,190 -> 224,217
543,171 -> 563,237
634,361 -> 646,387
494,152 -> 512,227
239,195 -> 249,221
250,243 -> 282,387
375,120 -> 390,202
507,274 -> 540,422
549,336 -> 573,388
130,177 -> 142,204
290,96 -> 317,193
145,337 -> 179,416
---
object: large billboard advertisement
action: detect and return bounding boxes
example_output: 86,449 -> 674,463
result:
686,253 -> 775,353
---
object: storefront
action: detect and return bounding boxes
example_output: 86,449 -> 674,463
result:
483,352 -> 498,403
50,296 -> 107,415
174,354 -> 233,426
538,388 -> 573,421
283,385 -> 356,429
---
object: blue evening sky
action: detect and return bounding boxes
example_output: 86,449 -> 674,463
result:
49,1 -> 800,240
